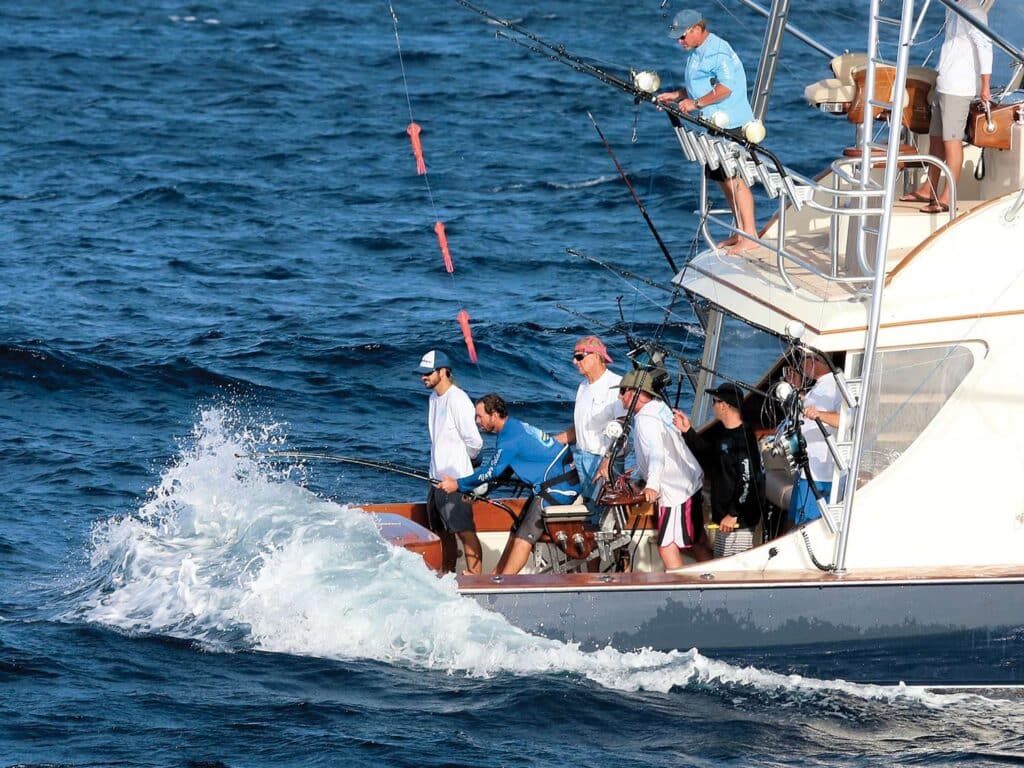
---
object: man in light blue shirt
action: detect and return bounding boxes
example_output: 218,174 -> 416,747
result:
657,9 -> 758,254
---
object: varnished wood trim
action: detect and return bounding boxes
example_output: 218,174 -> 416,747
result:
884,193 -> 1012,285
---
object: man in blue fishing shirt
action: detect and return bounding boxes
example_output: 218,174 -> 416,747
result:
656,9 -> 758,254
438,393 -> 581,575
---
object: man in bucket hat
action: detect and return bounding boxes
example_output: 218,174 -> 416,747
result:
416,349 -> 484,574
617,368 -> 711,570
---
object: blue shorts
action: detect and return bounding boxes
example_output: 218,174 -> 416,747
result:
788,477 -> 832,524
573,450 -> 604,501
573,448 -> 625,522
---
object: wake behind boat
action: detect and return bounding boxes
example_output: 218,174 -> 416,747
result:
363,0 -> 1024,688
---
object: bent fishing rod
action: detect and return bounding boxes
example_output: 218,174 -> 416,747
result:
454,0 -> 788,178
242,451 -> 434,482
241,451 -> 522,519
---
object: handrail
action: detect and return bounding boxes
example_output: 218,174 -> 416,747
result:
687,138 -> 958,291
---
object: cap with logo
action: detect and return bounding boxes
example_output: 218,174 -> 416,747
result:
414,350 -> 453,375
667,9 -> 703,38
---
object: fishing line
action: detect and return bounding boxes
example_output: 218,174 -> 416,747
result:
388,4 -> 439,218
587,111 -> 679,273
389,3 -> 484,374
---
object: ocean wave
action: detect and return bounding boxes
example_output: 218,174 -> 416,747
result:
72,408 -> 1002,713
0,342 -> 123,387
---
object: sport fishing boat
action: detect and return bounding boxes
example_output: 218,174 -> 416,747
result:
367,0 -> 1024,687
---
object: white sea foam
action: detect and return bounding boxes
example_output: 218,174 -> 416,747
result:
76,407 -> 980,707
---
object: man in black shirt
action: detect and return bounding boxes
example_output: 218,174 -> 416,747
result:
673,383 -> 765,557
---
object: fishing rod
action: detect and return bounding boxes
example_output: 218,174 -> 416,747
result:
586,112 -> 678,274
242,451 -> 435,483
454,0 -> 789,177
567,249 -> 675,295
241,451 -> 524,520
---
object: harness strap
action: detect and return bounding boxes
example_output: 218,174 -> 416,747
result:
538,464 -> 581,505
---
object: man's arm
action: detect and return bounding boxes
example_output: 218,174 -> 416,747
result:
553,425 -> 576,445
966,17 -> 993,102
635,416 -> 665,503
438,446 -> 510,495
803,405 -> 839,429
680,81 -> 733,113
673,409 -> 712,463
454,396 -> 483,459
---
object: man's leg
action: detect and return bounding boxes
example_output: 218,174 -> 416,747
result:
909,134 -> 945,201
438,531 -> 458,573
458,530 -> 483,575
717,178 -> 757,252
722,178 -> 758,254
658,544 -> 685,570
497,537 -> 534,575
933,138 -> 962,209
426,487 -> 459,573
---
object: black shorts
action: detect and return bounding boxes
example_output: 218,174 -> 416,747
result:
705,164 -> 735,183
511,496 -> 546,544
426,486 -> 476,533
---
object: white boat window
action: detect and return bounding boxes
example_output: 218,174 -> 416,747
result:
848,344 -> 975,484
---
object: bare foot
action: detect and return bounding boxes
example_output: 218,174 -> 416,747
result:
920,200 -> 950,214
726,239 -> 760,255
716,235 -> 740,249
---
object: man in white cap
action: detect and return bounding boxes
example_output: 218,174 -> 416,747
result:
656,9 -> 758,254
553,335 -> 626,514
618,368 -> 711,570
416,350 -> 484,574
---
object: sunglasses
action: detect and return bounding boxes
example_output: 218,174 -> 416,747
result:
572,352 -> 590,361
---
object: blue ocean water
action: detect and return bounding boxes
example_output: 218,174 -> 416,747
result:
3,1 -> 1024,766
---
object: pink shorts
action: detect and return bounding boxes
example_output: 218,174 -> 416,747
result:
655,493 -> 705,549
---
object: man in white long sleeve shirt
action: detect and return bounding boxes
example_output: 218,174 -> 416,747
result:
416,350 -> 484,574
618,368 -> 711,570
904,0 -> 992,213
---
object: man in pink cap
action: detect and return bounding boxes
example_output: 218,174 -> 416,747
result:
553,336 -> 626,511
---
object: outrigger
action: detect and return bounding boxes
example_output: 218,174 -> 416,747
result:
361,0 -> 1024,687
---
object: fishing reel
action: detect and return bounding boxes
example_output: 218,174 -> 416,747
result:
762,379 -> 807,472
631,69 -> 661,94
763,424 -> 804,472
